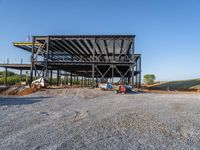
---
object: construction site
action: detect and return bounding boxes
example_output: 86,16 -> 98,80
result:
0,35 -> 141,90
2,0 -> 200,149
1,34 -> 200,149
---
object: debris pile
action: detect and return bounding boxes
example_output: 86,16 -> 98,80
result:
0,86 -> 38,96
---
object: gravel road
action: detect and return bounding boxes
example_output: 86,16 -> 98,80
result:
1,88 -> 200,149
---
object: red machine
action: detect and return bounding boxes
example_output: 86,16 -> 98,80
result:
119,85 -> 126,93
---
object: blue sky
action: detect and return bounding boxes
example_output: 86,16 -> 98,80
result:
0,0 -> 200,81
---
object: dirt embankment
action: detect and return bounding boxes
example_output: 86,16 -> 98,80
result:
0,86 -> 38,96
146,78 -> 200,92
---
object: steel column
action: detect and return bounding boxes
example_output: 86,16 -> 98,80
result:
20,70 -> 22,82
4,67 -> 7,85
81,76 -> 83,86
112,65 -> 114,83
76,76 -> 78,85
57,69 -> 60,86
30,36 -> 35,84
131,38 -> 135,88
139,57 -> 141,88
66,75 -> 68,85
45,36 -> 50,77
132,64 -> 134,87
92,39 -> 95,87
20,58 -> 23,82
50,69 -> 53,86
92,64 -> 95,87
136,59 -> 138,87
70,72 -> 72,86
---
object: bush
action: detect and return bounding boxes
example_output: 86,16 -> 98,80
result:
143,74 -> 156,85
0,71 -> 28,85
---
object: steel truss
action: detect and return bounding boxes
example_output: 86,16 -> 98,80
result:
26,35 -> 141,88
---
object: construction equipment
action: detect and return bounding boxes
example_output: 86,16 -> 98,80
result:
99,83 -> 112,90
117,85 -> 133,94
31,77 -> 49,89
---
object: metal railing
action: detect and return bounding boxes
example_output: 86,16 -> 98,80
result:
0,58 -> 30,64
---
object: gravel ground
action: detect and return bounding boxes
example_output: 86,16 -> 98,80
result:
1,88 -> 200,149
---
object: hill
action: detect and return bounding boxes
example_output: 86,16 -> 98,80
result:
147,78 -> 200,91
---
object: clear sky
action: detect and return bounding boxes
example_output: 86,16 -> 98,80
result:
0,0 -> 200,81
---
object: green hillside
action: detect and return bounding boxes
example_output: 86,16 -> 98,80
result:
148,78 -> 200,91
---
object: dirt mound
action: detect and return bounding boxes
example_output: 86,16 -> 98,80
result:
0,86 -> 38,96
18,88 -> 38,96
0,86 -> 10,93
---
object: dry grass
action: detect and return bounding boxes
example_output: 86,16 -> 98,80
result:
147,78 -> 200,91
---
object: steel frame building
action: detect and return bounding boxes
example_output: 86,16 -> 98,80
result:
3,35 -> 141,87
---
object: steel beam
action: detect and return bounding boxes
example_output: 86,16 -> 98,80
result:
45,36 -> 50,77
30,36 -> 35,84
57,69 -> 60,86
50,69 -> 53,86
4,67 -> 7,85
139,57 -> 141,88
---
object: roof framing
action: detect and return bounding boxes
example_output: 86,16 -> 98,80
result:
13,35 -> 135,63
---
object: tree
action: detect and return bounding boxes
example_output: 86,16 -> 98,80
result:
143,74 -> 156,85
0,70 -> 16,76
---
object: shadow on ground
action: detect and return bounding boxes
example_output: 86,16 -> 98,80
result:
0,96 -> 50,106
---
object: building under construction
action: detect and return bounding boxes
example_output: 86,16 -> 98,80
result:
0,35 -> 141,88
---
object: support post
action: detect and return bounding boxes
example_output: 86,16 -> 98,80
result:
30,36 -> 35,85
50,69 -> 53,86
136,59 -> 138,87
87,77 -> 89,87
34,69 -> 37,77
92,64 -> 95,87
70,72 -> 72,86
57,69 -> 60,86
81,76 -> 83,86
20,70 -> 22,82
4,67 -> 7,86
64,71 -> 67,85
83,76 -> 85,86
92,38 -> 95,88
74,76 -> 76,85
45,36 -> 50,77
139,57 -> 142,88
66,75 -> 68,85
132,65 -> 134,87
128,72 -> 130,84
20,58 -> 22,82
112,65 -> 114,83
96,72 -> 98,87
131,38 -> 135,88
